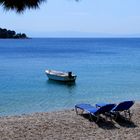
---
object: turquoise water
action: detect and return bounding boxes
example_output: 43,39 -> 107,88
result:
0,38 -> 140,116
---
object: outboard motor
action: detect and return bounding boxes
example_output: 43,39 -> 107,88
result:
68,72 -> 72,78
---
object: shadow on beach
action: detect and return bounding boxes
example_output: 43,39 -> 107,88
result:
81,114 -> 118,130
114,114 -> 137,128
80,113 -> 137,129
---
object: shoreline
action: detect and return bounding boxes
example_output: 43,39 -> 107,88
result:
0,103 -> 140,139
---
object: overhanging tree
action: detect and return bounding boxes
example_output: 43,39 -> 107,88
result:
0,0 -> 79,13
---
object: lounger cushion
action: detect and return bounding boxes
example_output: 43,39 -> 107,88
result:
96,101 -> 134,112
75,104 -> 94,110
112,101 -> 134,111
75,103 -> 116,115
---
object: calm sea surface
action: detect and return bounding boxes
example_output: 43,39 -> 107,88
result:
0,38 -> 140,116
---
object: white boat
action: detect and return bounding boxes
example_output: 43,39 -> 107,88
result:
45,70 -> 77,82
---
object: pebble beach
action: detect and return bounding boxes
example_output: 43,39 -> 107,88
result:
0,103 -> 140,140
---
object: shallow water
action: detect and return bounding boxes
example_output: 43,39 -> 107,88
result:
0,38 -> 140,115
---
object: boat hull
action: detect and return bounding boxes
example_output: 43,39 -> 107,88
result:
45,70 -> 76,82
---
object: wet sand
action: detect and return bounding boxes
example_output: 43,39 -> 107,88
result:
0,103 -> 140,140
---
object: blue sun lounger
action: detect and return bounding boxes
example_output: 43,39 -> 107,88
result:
96,100 -> 135,120
75,103 -> 116,122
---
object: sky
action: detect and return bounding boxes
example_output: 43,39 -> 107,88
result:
0,0 -> 140,37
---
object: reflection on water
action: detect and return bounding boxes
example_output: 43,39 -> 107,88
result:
46,79 -> 76,86
46,79 -> 77,94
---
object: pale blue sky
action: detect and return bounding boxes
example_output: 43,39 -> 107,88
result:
0,0 -> 140,37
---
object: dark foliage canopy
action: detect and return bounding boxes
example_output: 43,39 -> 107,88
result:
0,0 -> 46,13
0,28 -> 27,38
0,0 -> 79,13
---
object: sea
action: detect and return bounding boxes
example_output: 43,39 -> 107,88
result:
0,38 -> 140,116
